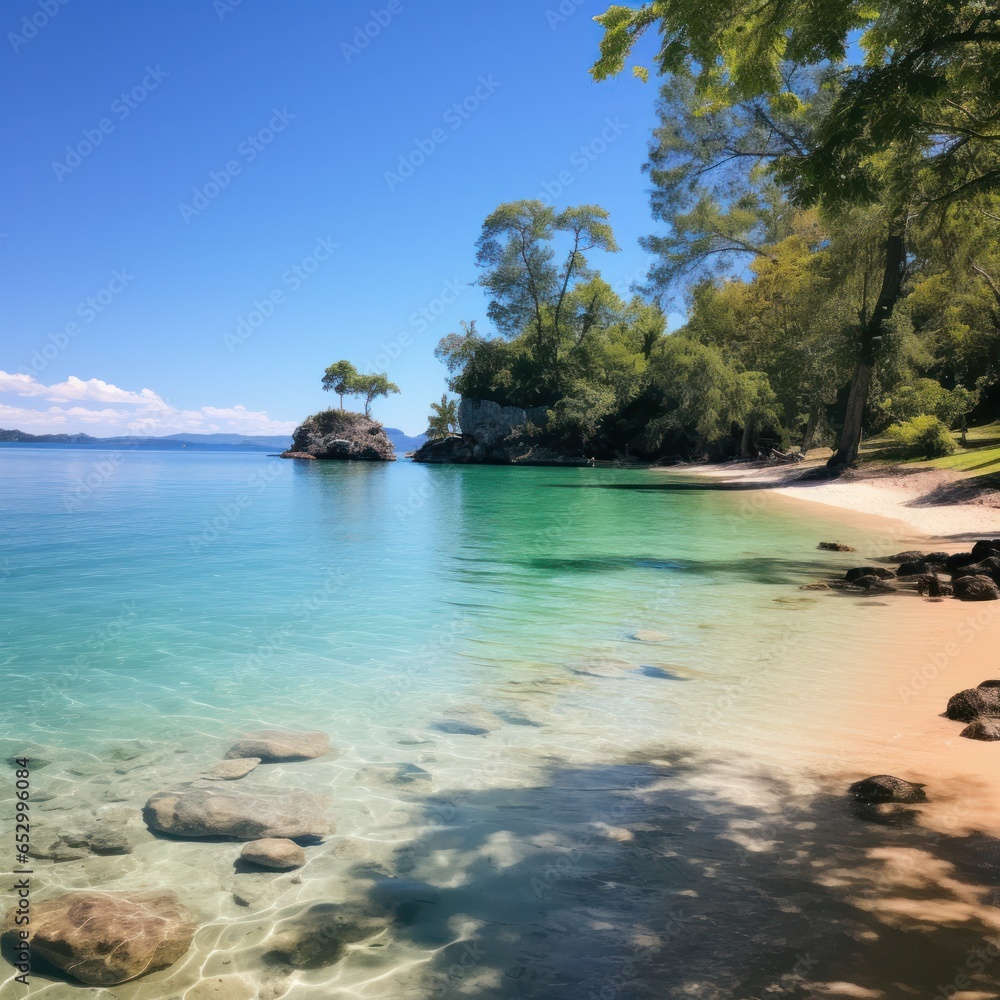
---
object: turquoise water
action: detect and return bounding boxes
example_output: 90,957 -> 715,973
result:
1,448 -> 995,999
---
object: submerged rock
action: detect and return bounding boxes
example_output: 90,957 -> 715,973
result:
1,890 -> 196,986
241,838 -> 306,870
819,542 -> 856,552
631,629 -> 670,642
960,718 -> 1000,741
845,567 -> 896,583
851,575 -> 897,592
32,805 -> 149,862
355,762 -> 432,787
203,758 -> 261,780
848,775 -> 927,804
263,903 -> 383,969
282,410 -> 396,462
944,687 -> 1000,722
143,785 -> 331,840
224,730 -> 331,762
953,575 -> 1000,602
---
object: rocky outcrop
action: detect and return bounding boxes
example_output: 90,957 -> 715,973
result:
282,410 -> 396,462
412,397 -> 591,465
848,775 -> 927,804
241,838 -> 306,870
143,785 -> 331,840
224,729 -> 331,762
2,891 -> 196,986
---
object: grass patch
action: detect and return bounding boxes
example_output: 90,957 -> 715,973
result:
858,421 -> 1000,474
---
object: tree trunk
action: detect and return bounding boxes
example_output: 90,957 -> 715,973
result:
740,419 -> 753,458
801,404 -> 819,453
827,227 -> 907,470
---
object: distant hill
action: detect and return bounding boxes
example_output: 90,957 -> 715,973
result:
0,427 -> 427,453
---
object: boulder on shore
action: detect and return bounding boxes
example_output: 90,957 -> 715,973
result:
281,410 -> 396,462
224,729 -> 331,762
848,775 -> 927,804
953,575 -> 1000,602
143,785 -> 331,840
945,686 -> 1000,722
1,890 -> 196,986
961,718 -> 1000,741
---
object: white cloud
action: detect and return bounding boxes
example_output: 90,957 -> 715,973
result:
0,371 -> 296,437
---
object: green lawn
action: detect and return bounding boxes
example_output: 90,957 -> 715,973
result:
859,421 -> 1000,475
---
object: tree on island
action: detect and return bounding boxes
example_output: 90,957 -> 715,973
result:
426,395 -> 459,439
322,360 -> 358,409
590,1 -> 1000,467
322,360 -> 400,418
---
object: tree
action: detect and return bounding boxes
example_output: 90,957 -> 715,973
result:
475,201 -> 620,374
321,361 -> 399,417
322,360 -> 359,410
427,395 -> 459,439
591,1 -> 1000,467
353,373 -> 400,417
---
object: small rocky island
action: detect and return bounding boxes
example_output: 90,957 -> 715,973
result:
281,410 -> 396,462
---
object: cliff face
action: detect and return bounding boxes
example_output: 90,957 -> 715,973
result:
413,398 -> 590,466
282,410 -> 396,462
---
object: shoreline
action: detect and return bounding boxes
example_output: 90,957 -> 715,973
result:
672,458 -> 1000,539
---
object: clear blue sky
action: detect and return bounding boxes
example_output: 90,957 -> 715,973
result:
2,0 -> 668,437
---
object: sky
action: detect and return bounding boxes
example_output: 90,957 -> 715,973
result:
1,0 -> 667,437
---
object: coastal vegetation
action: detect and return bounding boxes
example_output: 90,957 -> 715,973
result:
322,360 -> 400,418
429,3 -> 1000,467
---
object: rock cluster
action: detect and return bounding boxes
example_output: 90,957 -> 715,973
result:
825,538 -> 1000,602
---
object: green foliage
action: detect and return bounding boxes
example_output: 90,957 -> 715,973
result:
426,395 -> 459,439
321,361 -> 399,417
322,360 -> 359,409
881,379 -> 979,428
886,415 -> 957,458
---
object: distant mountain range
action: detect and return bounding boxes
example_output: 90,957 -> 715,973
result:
0,428 -> 428,453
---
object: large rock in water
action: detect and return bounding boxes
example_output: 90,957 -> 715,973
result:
282,410 -> 396,462
224,729 -> 330,762
848,775 -> 927,804
1,890 -> 196,986
143,785 -> 330,840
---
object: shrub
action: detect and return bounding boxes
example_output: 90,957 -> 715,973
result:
886,414 -> 957,458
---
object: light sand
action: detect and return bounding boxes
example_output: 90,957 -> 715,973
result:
680,459 -> 1000,538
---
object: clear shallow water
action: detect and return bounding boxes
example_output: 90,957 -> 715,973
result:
1,448 -> 998,999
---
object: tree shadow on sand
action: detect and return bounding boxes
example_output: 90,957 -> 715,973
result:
348,750 -> 1000,999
